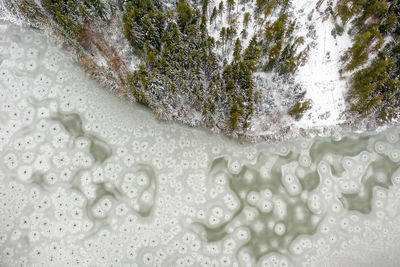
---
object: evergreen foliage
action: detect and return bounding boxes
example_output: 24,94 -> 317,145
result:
334,0 -> 400,121
42,0 -> 109,39
262,12 -> 306,75
122,0 -> 262,134
10,0 -> 312,138
16,0 -> 112,49
289,99 -> 312,120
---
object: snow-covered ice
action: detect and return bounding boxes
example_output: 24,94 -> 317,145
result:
1,21 -> 400,267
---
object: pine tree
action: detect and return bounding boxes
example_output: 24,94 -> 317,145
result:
243,12 -> 250,27
228,103 -> 240,131
177,0 -> 192,32
264,0 -> 277,17
233,38 -> 242,61
218,1 -> 224,18
210,7 -> 217,25
227,0 -> 235,19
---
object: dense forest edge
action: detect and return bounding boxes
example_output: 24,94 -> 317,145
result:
325,0 -> 399,122
0,0 -> 399,141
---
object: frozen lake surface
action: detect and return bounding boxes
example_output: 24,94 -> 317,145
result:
1,23 -> 400,267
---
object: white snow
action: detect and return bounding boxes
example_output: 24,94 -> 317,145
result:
293,0 -> 352,129
207,0 -> 259,61
206,0 -> 355,140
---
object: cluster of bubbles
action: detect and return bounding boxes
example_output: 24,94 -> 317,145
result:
1,22 -> 400,267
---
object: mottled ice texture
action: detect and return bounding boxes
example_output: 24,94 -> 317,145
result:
1,23 -> 400,267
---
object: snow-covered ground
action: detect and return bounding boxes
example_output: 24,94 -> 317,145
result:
206,0 -> 355,140
293,0 -> 352,129
206,0 -> 259,62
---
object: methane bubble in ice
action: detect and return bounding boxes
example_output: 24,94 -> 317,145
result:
1,22 -> 400,267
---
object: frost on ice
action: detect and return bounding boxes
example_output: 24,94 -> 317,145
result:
1,22 -> 400,267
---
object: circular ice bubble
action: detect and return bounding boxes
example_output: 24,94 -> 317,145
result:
389,150 -> 400,162
299,155 -> 311,167
220,256 -> 231,266
92,205 -> 106,218
226,198 -> 239,211
10,87 -> 21,101
391,170 -> 400,185
282,174 -> 302,196
21,151 -> 34,164
340,182 -> 350,191
211,206 -> 224,218
4,152 -> 18,169
247,191 -> 260,205
385,131 -> 399,143
208,215 -> 221,226
349,181 -> 359,192
374,141 -> 386,154
100,197 -> 113,211
259,257 -> 272,267
290,242 -> 303,255
340,218 -> 349,230
214,173 -> 228,185
289,183 -> 301,195
229,160 -> 242,174
279,257 -> 289,267
142,252 -> 154,265
26,48 -> 38,58
318,161 -> 329,174
17,165 -> 32,181
343,158 -> 353,168
308,194 -> 321,213
11,229 -> 21,241
122,183 -> 138,198
244,206 -> 259,222
136,173 -> 150,187
376,210 -> 385,219
360,151 -> 370,162
25,60 -> 37,71
309,199 -> 321,212
284,174 -> 295,183
278,145 -> 289,156
14,138 -> 24,150
374,200 -> 383,208
8,41 -> 19,53
274,222 -> 286,236
24,135 -> 36,149
190,239 -> 201,252
236,227 -> 250,241
300,141 -> 309,150
320,223 -> 331,234
141,190 -> 153,204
